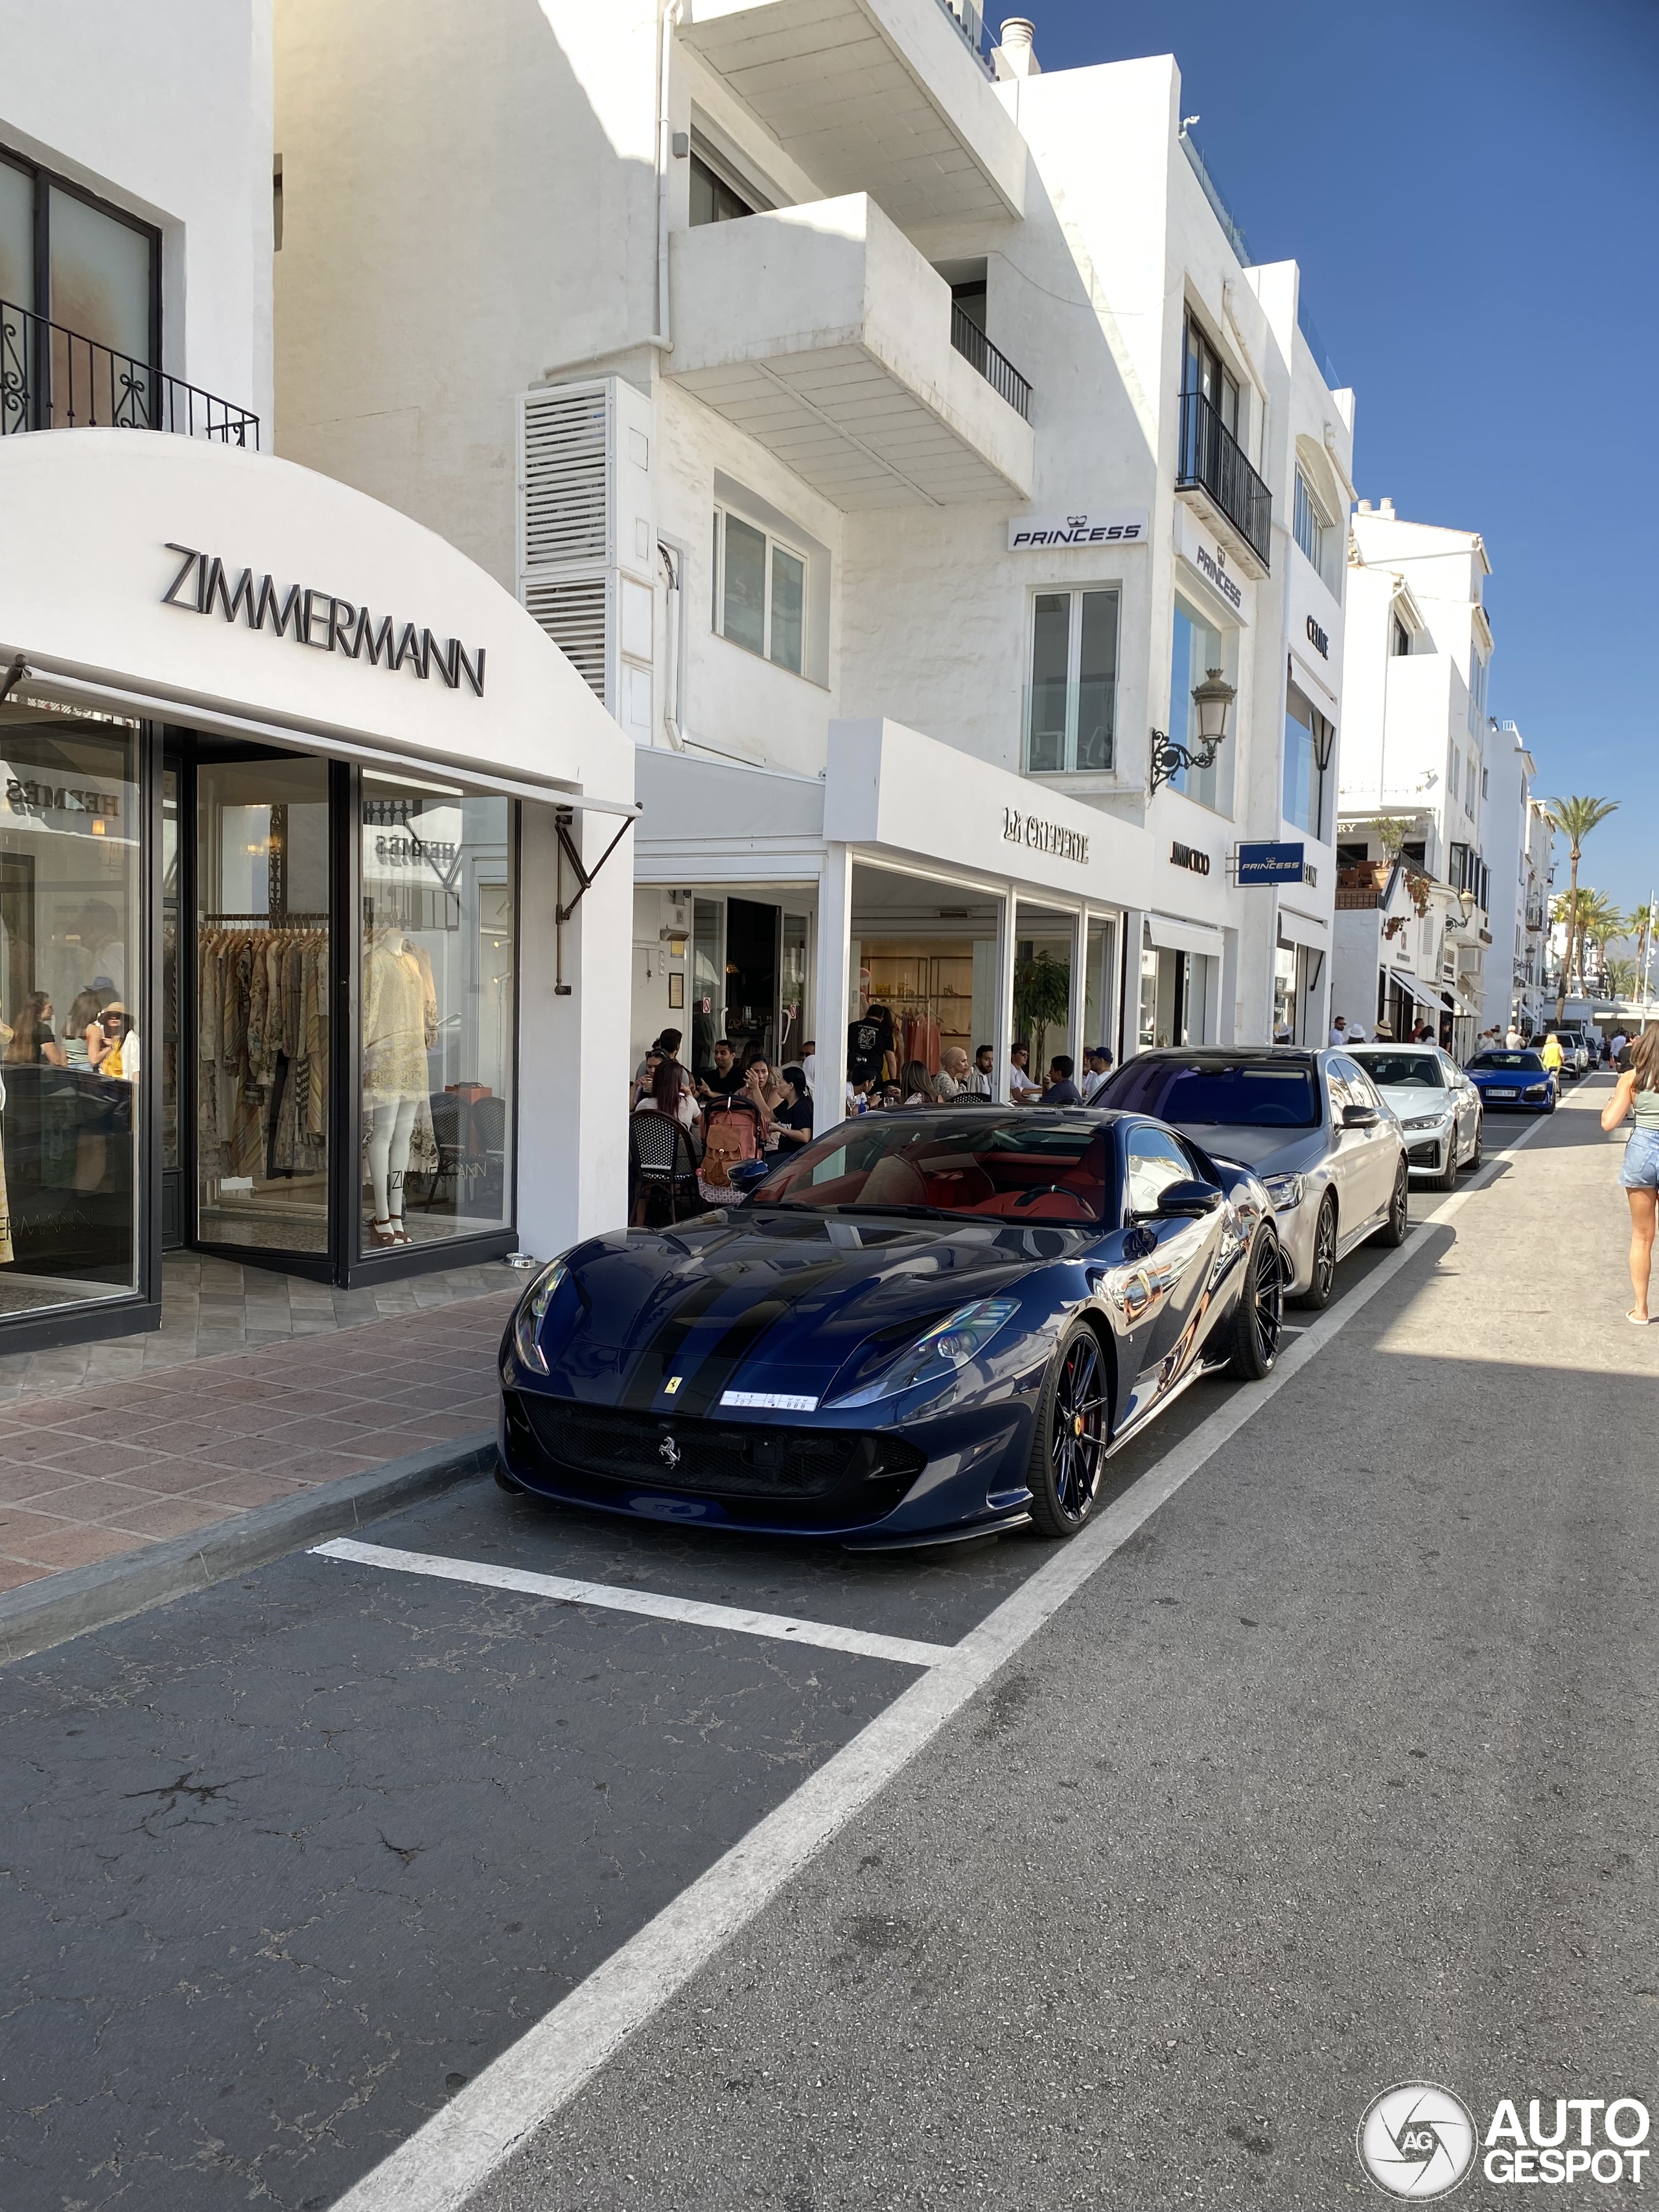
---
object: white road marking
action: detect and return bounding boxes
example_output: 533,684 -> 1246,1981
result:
329,1109 -> 1553,2212
312,1537 -> 955,1670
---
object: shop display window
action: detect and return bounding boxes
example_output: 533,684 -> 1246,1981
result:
195,752 -> 332,1253
0,711 -> 142,1315
359,774 -> 514,1254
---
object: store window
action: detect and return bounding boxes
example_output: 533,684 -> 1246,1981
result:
1168,595 -> 1233,813
1025,588 -> 1119,774
359,774 -> 514,1255
712,506 -> 807,675
196,752 -> 331,1253
1283,683 -> 1332,841
0,710 -> 142,1315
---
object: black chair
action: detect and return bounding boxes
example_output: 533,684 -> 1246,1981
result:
629,1110 -> 700,1226
420,1091 -> 463,1210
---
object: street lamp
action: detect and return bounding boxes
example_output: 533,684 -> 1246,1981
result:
1150,666 -> 1237,793
1455,885 -> 1478,929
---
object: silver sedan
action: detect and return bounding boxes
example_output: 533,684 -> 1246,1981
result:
1348,1043 -> 1482,1191
1093,1047 -> 1410,1309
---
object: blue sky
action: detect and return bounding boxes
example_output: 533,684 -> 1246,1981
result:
1037,0 -> 1658,941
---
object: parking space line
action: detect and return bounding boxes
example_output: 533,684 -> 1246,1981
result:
330,1107 -> 1555,2212
312,1537 -> 955,1669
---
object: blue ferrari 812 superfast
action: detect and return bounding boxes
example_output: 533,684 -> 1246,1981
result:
497,1107 -> 1282,1547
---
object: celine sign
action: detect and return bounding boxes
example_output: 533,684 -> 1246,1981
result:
1008,509 -> 1148,552
1170,841 -> 1211,876
160,544 -> 487,696
1003,807 -> 1090,864
1237,841 -> 1306,884
1305,614 -> 1330,659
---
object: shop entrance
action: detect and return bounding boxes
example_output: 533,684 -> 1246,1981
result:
165,734 -> 518,1286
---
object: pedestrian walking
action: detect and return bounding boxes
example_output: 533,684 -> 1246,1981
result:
1505,1022 -> 1524,1049
1540,1032 -> 1564,1080
1611,1029 -> 1629,1071
1601,1028 -> 1659,1324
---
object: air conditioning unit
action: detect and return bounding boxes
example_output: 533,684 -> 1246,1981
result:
516,376 -> 656,743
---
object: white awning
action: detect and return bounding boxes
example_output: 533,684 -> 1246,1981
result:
1146,912 -> 1226,957
1275,904 -> 1329,951
1395,977 -> 1450,1015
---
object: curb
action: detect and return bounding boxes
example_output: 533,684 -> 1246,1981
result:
0,1430 -> 498,1666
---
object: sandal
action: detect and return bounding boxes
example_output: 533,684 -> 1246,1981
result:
370,1218 -> 400,1248
1628,1311 -> 1653,1326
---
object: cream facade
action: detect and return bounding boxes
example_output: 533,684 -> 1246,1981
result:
272,0 -> 1356,1114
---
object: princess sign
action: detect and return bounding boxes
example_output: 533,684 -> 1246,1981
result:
1008,509 -> 1149,551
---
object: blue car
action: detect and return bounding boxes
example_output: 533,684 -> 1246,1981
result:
498,1108 -> 1282,1548
1465,1047 -> 1557,1113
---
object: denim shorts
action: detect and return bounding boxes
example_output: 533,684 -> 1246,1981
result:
1621,1126 -> 1659,1191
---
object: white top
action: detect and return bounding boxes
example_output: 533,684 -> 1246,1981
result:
1008,1063 -> 1041,1100
1080,1067 -> 1109,1103
635,1090 -> 698,1132
1328,1027 -> 1348,1047
802,1053 -> 818,1088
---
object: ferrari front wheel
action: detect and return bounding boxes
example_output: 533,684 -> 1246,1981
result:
1025,1321 -> 1110,1539
1225,1226 -> 1283,1380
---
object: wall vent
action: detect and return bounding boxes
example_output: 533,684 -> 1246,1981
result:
522,574 -> 609,698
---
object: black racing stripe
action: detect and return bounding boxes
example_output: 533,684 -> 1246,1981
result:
618,1268 -> 746,1410
672,1261 -> 846,1417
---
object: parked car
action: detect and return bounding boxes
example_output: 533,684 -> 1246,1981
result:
498,1108 -> 1283,1545
1542,1026 -> 1591,1077
1465,1047 -> 1557,1114
1093,1047 -> 1410,1310
1349,1044 -> 1483,1191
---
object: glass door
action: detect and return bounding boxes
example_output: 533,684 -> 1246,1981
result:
193,750 -> 332,1256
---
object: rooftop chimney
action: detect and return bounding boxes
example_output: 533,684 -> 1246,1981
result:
1378,496 -> 1396,520
994,16 -> 1039,77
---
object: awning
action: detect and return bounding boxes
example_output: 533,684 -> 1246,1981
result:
1146,912 -> 1225,957
1395,975 -> 1450,1015
1275,904 -> 1329,951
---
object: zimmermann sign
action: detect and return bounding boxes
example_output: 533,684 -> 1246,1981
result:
160,543 -> 487,695
1004,808 -> 1089,864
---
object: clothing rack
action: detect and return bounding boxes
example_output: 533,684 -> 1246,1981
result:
201,911 -> 329,926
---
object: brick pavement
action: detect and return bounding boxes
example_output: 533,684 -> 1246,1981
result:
0,1264 -> 516,1592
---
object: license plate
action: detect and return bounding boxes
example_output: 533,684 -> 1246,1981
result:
1489,1088 -> 1517,1099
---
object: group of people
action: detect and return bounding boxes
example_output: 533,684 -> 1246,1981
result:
840,1030 -> 1117,1114
1,987 -> 137,1078
1327,1013 -> 1445,1049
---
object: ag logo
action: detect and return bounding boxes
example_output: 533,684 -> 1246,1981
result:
1357,2083 -> 1477,2199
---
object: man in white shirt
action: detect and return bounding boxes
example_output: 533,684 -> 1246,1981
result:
1008,1044 -> 1043,1104
1505,1023 -> 1524,1049
1079,1045 -> 1115,1103
1328,1016 -> 1350,1048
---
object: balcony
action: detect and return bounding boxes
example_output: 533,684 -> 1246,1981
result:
950,301 -> 1029,419
668,194 -> 1034,507
1176,388 -> 1270,574
677,0 -> 1027,228
0,299 -> 259,447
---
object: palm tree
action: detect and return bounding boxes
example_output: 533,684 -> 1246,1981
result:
1547,795 -> 1619,1018
1629,899 -> 1659,1003
1578,894 -> 1626,991
1551,888 -> 1594,997
1603,957 -> 1638,1002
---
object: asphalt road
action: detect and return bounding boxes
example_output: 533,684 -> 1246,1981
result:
5,1081 -> 1653,2212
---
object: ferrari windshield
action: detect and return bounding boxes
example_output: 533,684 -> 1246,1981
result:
1098,1058 -> 1320,1129
1350,1051 -> 1443,1088
1470,1051 -> 1546,1072
750,1113 -> 1109,1224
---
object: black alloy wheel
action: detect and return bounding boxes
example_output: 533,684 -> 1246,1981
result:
1465,1113 -> 1483,1171
1292,1191 -> 1338,1311
1375,1158 -> 1411,1248
1026,1321 -> 1110,1539
1225,1226 -> 1283,1380
1432,1130 -> 1459,1192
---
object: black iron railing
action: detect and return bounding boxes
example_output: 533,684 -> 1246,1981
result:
1176,388 -> 1270,568
0,297 -> 259,447
950,301 -> 1032,421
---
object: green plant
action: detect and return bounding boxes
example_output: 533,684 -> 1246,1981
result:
1370,815 -> 1413,861
1014,951 -> 1071,1076
1546,795 -> 1619,1018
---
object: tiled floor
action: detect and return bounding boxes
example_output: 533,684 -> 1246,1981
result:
0,1253 -> 517,1594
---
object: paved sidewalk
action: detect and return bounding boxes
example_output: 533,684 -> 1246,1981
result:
0,1255 -> 516,1591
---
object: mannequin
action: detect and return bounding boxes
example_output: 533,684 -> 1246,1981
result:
363,927 -> 435,1245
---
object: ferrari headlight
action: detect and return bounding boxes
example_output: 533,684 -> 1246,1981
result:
831,1298 -> 1021,1408
511,1259 -> 568,1375
1402,1113 -> 1448,1132
1261,1172 -> 1306,1213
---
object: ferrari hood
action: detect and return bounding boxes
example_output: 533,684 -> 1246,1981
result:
526,1211 -> 1087,1416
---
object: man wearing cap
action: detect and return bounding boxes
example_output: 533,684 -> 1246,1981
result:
1079,1045 -> 1115,1104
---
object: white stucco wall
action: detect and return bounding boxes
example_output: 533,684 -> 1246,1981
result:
0,0 -> 273,430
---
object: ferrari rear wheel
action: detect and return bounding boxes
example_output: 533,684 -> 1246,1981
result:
1025,1321 -> 1110,1539
1225,1226 -> 1283,1380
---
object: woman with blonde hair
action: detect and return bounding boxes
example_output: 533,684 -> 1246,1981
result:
1601,1027 -> 1659,1324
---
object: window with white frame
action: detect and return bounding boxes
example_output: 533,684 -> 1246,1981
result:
1025,587 -> 1119,773
1168,592 -> 1234,813
1449,745 -> 1461,812
1466,752 -> 1478,816
712,504 -> 807,676
1294,468 -> 1336,589
1467,646 -> 1489,734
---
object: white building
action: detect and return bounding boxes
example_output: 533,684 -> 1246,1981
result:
1479,721 -> 1553,1038
1334,500 -> 1498,1054
0,0 -> 632,1357
272,0 -> 1356,1115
